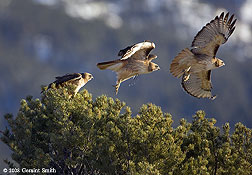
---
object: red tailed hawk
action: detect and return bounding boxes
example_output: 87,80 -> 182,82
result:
97,41 -> 160,94
46,72 -> 93,96
170,12 -> 236,100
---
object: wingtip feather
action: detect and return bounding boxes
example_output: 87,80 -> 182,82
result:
220,12 -> 225,19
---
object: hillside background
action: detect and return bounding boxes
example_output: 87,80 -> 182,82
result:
0,0 -> 252,170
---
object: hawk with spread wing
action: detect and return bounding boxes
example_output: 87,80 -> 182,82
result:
46,72 -> 93,96
97,41 -> 160,94
170,12 -> 236,100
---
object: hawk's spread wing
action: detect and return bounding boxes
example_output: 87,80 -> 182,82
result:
52,73 -> 82,87
191,12 -> 236,57
119,41 -> 155,60
118,45 -> 134,57
181,70 -> 216,100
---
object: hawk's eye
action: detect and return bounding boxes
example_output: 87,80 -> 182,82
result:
215,61 -> 219,67
155,65 -> 160,70
89,74 -> 93,79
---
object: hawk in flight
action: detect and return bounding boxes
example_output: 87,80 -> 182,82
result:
46,72 -> 93,96
97,41 -> 160,94
170,12 -> 236,99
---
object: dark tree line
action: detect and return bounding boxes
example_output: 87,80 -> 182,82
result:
1,86 -> 252,174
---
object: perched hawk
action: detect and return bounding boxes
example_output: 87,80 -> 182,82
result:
46,72 -> 93,96
170,12 -> 236,100
97,41 -> 160,94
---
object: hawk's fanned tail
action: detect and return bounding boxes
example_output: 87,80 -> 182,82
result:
97,60 -> 122,71
170,48 -> 194,78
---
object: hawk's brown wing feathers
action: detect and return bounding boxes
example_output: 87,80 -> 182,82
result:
191,12 -> 236,57
118,45 -> 134,57
55,73 -> 81,80
181,70 -> 216,100
120,41 -> 155,60
48,73 -> 82,89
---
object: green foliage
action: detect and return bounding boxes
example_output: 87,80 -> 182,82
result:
1,88 -> 252,174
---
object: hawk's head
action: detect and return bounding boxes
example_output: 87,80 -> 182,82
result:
82,73 -> 94,82
148,62 -> 160,72
214,58 -> 225,68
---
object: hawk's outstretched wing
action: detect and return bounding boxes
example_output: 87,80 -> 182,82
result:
191,12 -> 236,57
118,44 -> 134,57
181,70 -> 216,100
119,41 -> 155,60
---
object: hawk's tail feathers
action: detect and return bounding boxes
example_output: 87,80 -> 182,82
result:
97,60 -> 122,71
170,48 -> 194,78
